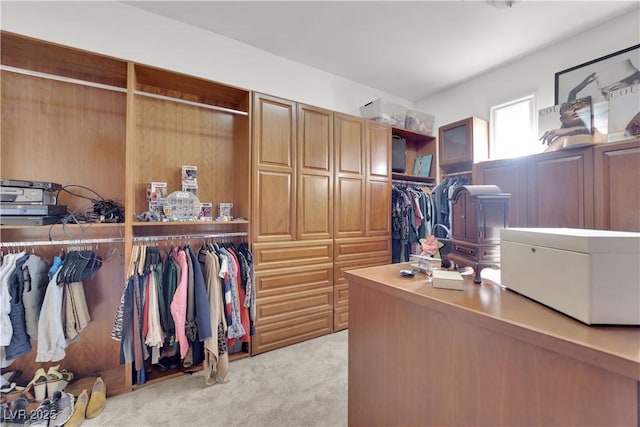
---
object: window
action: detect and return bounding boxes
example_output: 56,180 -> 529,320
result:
489,95 -> 542,159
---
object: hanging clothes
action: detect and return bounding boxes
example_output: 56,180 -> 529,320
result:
199,244 -> 229,385
392,185 -> 434,262
114,238 -> 253,386
431,176 -> 471,238
21,254 -> 50,340
35,260 -> 65,362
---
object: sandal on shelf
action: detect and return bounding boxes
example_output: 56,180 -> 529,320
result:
0,382 -> 25,394
46,365 -> 74,398
26,368 -> 48,402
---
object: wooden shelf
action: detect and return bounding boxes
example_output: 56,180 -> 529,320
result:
132,219 -> 248,226
391,173 -> 435,184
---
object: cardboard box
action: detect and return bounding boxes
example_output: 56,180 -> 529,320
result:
199,202 -> 212,221
146,182 -> 167,202
432,269 -> 464,290
501,227 -> 640,325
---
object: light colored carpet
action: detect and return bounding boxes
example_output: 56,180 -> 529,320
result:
83,330 -> 348,427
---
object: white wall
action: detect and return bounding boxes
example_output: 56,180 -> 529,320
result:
1,2 -> 638,126
0,1 -> 414,116
416,9 -> 640,130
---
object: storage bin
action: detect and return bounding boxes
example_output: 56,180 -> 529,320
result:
405,109 -> 435,135
501,227 -> 640,325
360,98 -> 407,127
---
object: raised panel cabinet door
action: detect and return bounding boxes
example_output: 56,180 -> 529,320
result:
367,180 -> 391,235
334,113 -> 366,238
526,148 -> 594,228
253,93 -> 296,169
254,170 -> 295,241
473,159 -> 526,227
594,140 -> 640,231
367,120 -> 391,178
297,104 -> 333,240
253,93 -> 297,241
451,192 -> 467,241
366,121 -> 391,236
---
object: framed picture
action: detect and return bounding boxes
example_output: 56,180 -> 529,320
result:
554,44 -> 640,104
413,154 -> 432,177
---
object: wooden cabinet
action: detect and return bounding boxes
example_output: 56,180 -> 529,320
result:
251,93 -> 335,355
472,157 -> 527,227
448,185 -> 509,283
333,116 -> 391,330
439,116 -> 488,172
252,102 -> 391,345
334,112 -> 366,239
346,264 -> 640,427
1,32 -> 251,395
526,146 -> 593,228
297,103 -> 334,240
252,93 -> 297,242
594,139 -> 640,231
475,139 -> 640,232
390,128 -> 437,185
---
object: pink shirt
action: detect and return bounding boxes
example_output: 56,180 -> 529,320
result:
169,248 -> 190,359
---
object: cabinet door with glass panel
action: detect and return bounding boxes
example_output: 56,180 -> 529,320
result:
438,117 -> 488,168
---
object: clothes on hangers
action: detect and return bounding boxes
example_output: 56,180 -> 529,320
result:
431,176 -> 471,238
115,239 -> 254,386
392,185 -> 434,262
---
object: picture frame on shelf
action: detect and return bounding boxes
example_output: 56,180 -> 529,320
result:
413,154 -> 433,177
554,44 -> 640,105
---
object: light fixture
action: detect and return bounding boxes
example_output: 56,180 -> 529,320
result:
486,0 -> 516,9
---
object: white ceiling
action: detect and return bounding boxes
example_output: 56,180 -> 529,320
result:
125,1 -> 638,102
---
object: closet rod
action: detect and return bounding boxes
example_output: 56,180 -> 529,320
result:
0,237 -> 125,248
442,170 -> 473,178
134,90 -> 249,116
1,65 -> 128,93
392,179 -> 434,187
132,232 -> 248,243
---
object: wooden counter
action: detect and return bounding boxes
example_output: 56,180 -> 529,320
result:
346,263 -> 640,426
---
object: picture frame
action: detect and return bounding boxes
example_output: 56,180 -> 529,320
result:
554,44 -> 640,105
412,154 -> 432,177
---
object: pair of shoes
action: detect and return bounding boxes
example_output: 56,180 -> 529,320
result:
64,389 -> 88,427
45,366 -> 73,399
26,368 -> 49,402
157,354 -> 180,372
85,377 -> 105,419
25,391 -> 74,427
1,396 -> 30,424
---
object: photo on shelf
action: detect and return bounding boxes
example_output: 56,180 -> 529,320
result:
538,96 -> 593,149
412,154 -> 433,177
607,83 -> 640,142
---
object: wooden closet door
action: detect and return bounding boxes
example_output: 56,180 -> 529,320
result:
526,147 -> 594,228
594,139 -> 640,231
334,113 -> 366,238
253,93 -> 297,242
366,121 -> 391,236
473,158 -> 527,227
297,104 -> 333,240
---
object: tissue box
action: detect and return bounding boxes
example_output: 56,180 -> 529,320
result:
501,228 -> 640,325
405,109 -> 435,135
360,98 -> 407,127
432,269 -> 464,290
